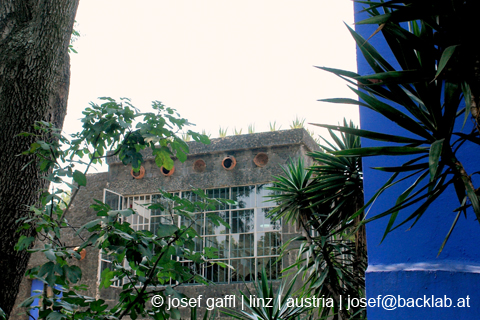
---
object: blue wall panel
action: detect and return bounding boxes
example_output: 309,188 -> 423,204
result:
353,2 -> 480,319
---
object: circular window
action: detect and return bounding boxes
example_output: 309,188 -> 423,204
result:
160,165 -> 175,176
193,159 -> 206,173
253,152 -> 269,167
74,247 -> 86,261
222,156 -> 237,171
130,166 -> 145,179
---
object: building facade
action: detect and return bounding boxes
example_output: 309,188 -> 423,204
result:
12,128 -> 318,319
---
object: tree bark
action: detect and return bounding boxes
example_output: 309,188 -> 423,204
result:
0,1 -> 79,317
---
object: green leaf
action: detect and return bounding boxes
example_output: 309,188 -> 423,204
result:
90,299 -> 108,312
428,139 -> 444,182
76,219 -> 101,234
372,162 -> 429,172
190,131 -> 210,145
108,209 -> 134,218
334,146 -> 427,157
165,286 -> 184,300
64,265 -> 82,283
73,170 -> 87,187
156,224 -> 179,238
461,82 -> 472,129
46,311 -> 66,320
311,123 -> 426,144
438,209 -> 462,256
206,212 -> 230,229
38,261 -> 55,277
433,45 -> 459,81
462,175 -> 480,222
170,308 -> 181,319
19,296 -> 36,308
381,171 -> 429,242
352,87 -> 433,140
355,70 -> 428,85
44,249 -> 56,261
100,267 -> 114,289
154,147 -> 174,170
15,236 -> 35,251
357,12 -> 393,25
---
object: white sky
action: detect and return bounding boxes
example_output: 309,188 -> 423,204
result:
66,0 -> 358,170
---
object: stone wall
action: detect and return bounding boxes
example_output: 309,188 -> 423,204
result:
106,128 -> 317,195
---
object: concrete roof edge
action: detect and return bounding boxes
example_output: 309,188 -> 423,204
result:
106,128 -> 319,165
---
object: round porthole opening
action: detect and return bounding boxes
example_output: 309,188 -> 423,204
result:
74,247 -> 86,261
130,166 -> 145,179
253,152 -> 269,167
161,165 -> 175,176
222,156 -> 237,171
193,159 -> 206,173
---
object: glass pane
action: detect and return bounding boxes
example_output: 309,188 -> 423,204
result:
257,257 -> 281,280
105,190 -> 120,210
257,232 -> 281,256
150,215 -> 178,234
100,257 -> 122,287
205,260 -> 228,283
150,194 -> 176,216
190,236 -> 203,253
181,213 -> 204,236
231,210 -> 254,233
130,197 -> 150,230
205,211 -> 229,235
205,188 -> 229,211
256,183 -> 279,207
125,197 -> 133,209
231,186 -> 255,209
230,233 -> 254,257
256,208 -> 281,232
230,258 -> 255,282
182,190 -> 204,212
204,235 -> 229,259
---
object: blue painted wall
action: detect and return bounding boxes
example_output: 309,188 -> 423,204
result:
354,2 -> 480,319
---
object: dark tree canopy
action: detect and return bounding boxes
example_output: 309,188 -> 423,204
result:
0,1 -> 79,317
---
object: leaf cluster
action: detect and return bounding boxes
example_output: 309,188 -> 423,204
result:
268,123 -> 366,320
222,268 -> 314,320
317,1 -> 480,253
15,98 -> 219,320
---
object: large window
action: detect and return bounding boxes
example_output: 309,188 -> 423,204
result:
100,184 -> 281,285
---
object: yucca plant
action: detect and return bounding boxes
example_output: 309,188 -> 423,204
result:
248,123 -> 255,134
201,129 -> 211,139
190,305 -> 215,320
182,132 -> 191,142
221,268 -> 314,320
314,1 -> 480,253
290,116 -> 305,129
234,127 -> 243,135
269,121 -> 281,132
268,123 -> 366,320
219,126 -> 228,138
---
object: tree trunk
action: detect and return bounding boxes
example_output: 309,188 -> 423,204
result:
0,1 -> 79,317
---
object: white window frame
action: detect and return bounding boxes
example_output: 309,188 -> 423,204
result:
99,184 -> 282,286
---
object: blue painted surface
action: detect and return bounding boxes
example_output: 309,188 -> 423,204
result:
366,271 -> 480,319
30,279 -> 43,319
353,2 -> 480,319
29,280 -> 63,319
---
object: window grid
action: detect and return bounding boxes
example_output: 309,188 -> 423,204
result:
99,189 -> 124,287
100,184 -> 281,286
